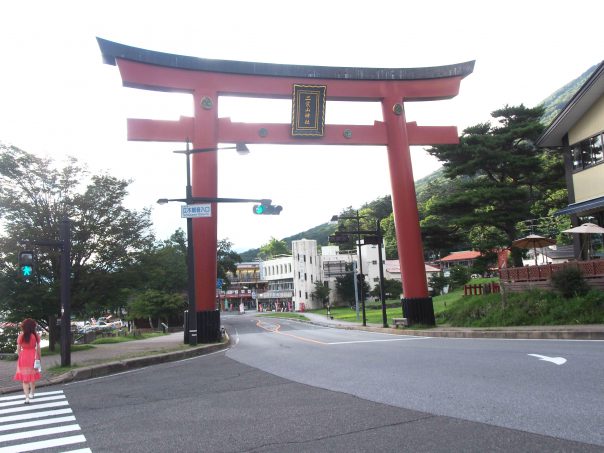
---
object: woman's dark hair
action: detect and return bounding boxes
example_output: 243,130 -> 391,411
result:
21,318 -> 37,343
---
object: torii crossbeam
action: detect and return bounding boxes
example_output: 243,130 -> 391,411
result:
98,38 -> 474,338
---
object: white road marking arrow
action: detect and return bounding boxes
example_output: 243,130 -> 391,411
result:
528,354 -> 567,365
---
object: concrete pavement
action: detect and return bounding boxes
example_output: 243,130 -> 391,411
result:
1,314 -> 603,394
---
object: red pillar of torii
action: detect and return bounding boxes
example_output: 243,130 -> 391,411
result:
98,38 -> 474,334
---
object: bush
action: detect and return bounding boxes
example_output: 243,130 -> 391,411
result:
0,327 -> 19,353
551,266 -> 590,298
449,266 -> 471,290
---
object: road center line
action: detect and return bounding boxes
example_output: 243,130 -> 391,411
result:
256,320 -> 430,345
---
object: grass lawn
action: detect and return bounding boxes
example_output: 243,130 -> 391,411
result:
42,344 -> 95,356
308,278 -> 500,326
90,332 -> 167,344
258,313 -> 309,321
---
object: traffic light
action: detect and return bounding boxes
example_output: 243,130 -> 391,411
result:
356,273 -> 365,284
363,235 -> 382,245
328,233 -> 349,244
18,251 -> 35,279
253,202 -> 282,215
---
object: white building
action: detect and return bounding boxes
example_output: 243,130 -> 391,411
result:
291,240 -> 322,311
256,238 -> 421,311
258,255 -> 294,311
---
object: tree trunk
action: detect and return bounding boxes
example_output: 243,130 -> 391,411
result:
148,316 -> 153,329
48,314 -> 56,352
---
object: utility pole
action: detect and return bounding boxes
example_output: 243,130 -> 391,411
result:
34,215 -> 71,366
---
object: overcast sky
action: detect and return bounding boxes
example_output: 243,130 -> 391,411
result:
1,1 -> 601,251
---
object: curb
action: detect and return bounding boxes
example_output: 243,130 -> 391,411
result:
301,319 -> 604,340
0,339 -> 230,395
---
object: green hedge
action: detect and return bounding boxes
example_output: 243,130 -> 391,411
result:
0,327 -> 19,354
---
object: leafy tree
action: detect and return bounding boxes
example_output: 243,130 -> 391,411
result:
335,264 -> 369,306
217,238 -> 241,288
258,237 -> 290,260
0,144 -> 154,345
126,289 -> 186,328
428,272 -> 449,296
312,281 -> 331,307
369,278 -> 401,300
425,105 -> 566,266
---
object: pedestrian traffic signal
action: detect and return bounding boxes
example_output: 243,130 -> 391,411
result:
18,251 -> 35,279
253,202 -> 282,215
356,273 -> 365,284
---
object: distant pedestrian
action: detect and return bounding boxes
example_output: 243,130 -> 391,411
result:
13,318 -> 41,404
239,302 -> 245,315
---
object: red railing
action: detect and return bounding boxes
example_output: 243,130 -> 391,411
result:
499,260 -> 604,282
464,282 -> 501,296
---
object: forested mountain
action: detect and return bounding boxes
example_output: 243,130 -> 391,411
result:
239,63 -> 597,262
539,64 -> 598,126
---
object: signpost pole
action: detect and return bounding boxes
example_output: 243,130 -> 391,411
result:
185,143 -> 198,346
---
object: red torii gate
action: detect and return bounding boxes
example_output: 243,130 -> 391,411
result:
98,38 -> 473,337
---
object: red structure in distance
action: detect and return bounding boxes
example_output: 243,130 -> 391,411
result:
98,38 -> 474,333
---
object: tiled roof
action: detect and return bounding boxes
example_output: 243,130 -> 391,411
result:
384,260 -> 441,273
439,251 -> 481,262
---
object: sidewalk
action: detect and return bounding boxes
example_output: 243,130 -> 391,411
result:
300,312 -> 604,340
0,332 -> 228,394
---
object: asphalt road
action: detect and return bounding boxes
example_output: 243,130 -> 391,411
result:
1,313 -> 602,452
225,314 -> 604,447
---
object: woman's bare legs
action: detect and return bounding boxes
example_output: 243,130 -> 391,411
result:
22,382 -> 30,403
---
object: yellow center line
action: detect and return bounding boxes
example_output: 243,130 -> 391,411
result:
255,320 -> 326,345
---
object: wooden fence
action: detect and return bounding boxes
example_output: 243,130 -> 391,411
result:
498,260 -> 604,292
463,282 -> 501,296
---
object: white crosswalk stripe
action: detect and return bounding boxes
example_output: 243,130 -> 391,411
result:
0,391 -> 90,452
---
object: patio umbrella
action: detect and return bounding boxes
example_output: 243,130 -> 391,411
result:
512,234 -> 557,266
562,223 -> 604,259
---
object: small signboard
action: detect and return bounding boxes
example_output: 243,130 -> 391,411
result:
291,84 -> 326,137
181,204 -> 212,218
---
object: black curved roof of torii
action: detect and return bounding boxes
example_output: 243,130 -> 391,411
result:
97,38 -> 475,81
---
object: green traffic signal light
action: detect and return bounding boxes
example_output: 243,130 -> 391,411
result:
252,203 -> 282,215
21,265 -> 33,277
18,251 -> 35,279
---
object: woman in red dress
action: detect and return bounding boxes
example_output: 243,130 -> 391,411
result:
13,318 -> 41,404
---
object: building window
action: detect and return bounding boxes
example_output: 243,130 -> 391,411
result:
310,256 -> 312,264
374,277 -> 379,282
298,272 -> 300,279
303,255 -> 306,262
289,264 -> 292,272
305,292 -> 308,299
372,260 -> 377,265
304,273 -> 307,281
310,275 -> 313,282
299,291 -> 302,298
571,132 -> 604,170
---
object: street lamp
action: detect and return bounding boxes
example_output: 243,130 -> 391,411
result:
171,141 -> 248,346
330,211 -> 367,326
